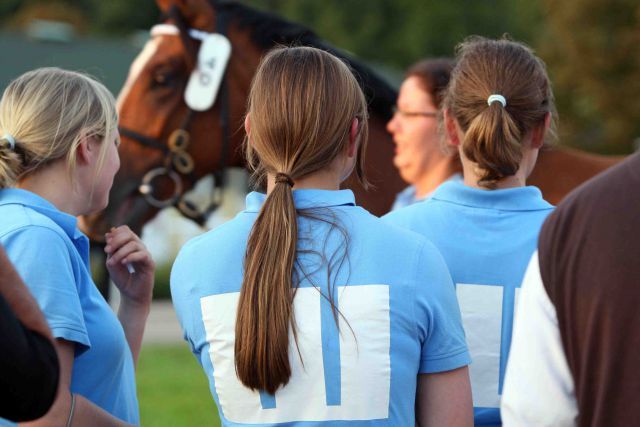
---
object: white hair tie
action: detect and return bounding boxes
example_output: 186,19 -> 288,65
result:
487,94 -> 507,107
1,134 -> 16,150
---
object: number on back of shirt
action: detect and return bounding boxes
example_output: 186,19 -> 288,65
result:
200,285 -> 391,424
456,283 -> 521,408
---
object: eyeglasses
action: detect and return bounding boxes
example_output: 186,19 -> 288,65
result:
392,105 -> 438,119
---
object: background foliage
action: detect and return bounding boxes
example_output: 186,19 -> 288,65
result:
539,0 -> 640,154
1,0 -> 638,152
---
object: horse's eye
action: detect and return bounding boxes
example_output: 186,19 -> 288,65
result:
152,70 -> 177,88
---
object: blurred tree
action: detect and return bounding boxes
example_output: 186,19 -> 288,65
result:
4,0 -> 634,153
1,0 -> 541,66
243,0 -> 539,69
0,0 -> 21,25
539,0 -> 640,153
0,0 -> 159,34
89,0 -> 159,34
5,1 -> 90,32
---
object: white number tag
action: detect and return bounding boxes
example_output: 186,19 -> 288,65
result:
184,33 -> 231,111
200,285 -> 391,424
456,283 -> 521,408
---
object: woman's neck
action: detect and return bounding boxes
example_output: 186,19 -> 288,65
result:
462,172 -> 525,190
266,168 -> 342,195
458,144 -> 540,190
460,150 -> 526,189
17,162 -> 81,216
265,153 -> 352,195
414,158 -> 460,199
460,160 -> 527,190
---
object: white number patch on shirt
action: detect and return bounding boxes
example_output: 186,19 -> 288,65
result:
200,285 -> 391,424
456,283 -> 521,408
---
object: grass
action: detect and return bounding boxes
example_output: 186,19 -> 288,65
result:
137,345 -> 221,426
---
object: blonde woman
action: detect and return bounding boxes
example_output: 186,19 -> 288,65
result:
385,37 -> 555,426
0,68 -> 154,426
171,46 -> 472,426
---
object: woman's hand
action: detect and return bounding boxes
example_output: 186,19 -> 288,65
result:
105,226 -> 155,364
104,226 -> 155,307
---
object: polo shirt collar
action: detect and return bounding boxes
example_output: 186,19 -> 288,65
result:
245,189 -> 356,213
431,180 -> 553,211
0,188 -> 85,240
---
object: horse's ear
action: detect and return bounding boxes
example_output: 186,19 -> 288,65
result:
156,0 -> 216,30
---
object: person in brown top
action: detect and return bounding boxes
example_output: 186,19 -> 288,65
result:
501,152 -> 640,426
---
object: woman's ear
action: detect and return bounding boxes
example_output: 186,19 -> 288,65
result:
531,113 -> 551,149
444,109 -> 461,147
530,112 -> 551,149
76,135 -> 95,165
244,114 -> 251,135
347,117 -> 359,158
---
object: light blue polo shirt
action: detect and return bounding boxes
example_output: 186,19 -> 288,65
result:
384,180 -> 553,427
391,173 -> 463,211
0,189 -> 139,426
171,189 -> 470,426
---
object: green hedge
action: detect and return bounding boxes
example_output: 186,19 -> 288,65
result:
153,262 -> 172,300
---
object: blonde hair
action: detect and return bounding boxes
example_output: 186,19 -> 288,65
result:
236,46 -> 368,394
444,37 -> 556,188
0,67 -> 118,188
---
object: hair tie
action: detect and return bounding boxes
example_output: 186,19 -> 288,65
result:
1,134 -> 16,150
274,172 -> 294,187
487,94 -> 507,108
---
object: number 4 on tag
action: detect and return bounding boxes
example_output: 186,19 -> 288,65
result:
184,34 -> 232,111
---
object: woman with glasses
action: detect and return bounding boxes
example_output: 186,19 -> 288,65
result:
387,58 -> 462,210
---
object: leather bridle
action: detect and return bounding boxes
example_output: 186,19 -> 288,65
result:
117,2 -> 231,226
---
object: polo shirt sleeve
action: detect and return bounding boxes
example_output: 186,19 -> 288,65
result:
3,226 -> 90,351
414,240 -> 470,373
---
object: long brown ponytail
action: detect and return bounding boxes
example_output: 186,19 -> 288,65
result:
235,46 -> 368,394
444,37 -> 555,188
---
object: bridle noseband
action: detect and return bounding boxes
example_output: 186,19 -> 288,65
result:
118,4 -> 231,227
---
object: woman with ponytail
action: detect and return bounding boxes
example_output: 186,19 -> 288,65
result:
171,46 -> 472,426
384,37 -> 556,426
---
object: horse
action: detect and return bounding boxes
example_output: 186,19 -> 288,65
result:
82,0 -> 624,241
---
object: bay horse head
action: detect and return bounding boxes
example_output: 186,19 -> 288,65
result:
82,0 -> 404,240
82,0 -> 626,242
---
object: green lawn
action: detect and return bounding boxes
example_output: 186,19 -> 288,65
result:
137,345 -> 221,426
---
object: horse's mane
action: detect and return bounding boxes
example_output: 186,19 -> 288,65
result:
212,0 -> 397,119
